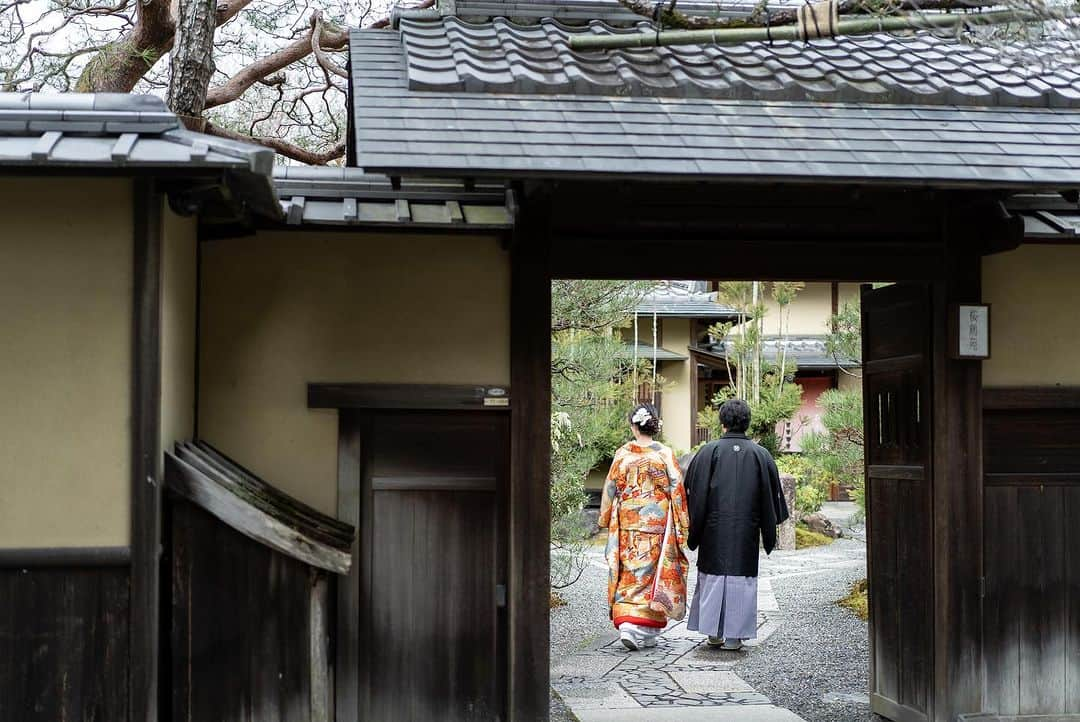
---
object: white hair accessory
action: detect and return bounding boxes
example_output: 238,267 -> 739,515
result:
631,408 -> 653,426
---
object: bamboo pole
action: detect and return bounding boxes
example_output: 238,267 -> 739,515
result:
569,8 -> 1044,51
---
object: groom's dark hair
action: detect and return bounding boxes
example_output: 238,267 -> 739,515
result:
719,399 -> 751,433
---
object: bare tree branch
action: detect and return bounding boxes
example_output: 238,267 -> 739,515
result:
75,0 -> 254,92
310,10 -> 347,78
203,11 -> 346,109
205,119 -> 345,164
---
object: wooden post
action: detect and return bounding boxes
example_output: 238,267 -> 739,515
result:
509,188 -> 551,721
131,183 -> 163,722
335,414 -> 362,722
931,215 -> 984,721
310,573 -> 331,722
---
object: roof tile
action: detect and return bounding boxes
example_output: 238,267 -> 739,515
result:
398,16 -> 1080,109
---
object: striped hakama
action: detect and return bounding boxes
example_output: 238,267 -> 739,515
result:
686,571 -> 758,640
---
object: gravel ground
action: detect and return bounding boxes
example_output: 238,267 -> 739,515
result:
549,538 -> 612,661
550,522 -> 877,722
549,689 -> 578,722
732,536 -> 876,722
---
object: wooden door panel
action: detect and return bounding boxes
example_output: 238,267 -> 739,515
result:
863,283 -> 933,722
357,411 -> 507,722
870,474 -> 900,704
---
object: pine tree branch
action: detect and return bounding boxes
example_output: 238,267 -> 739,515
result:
204,120 -> 345,164
75,0 -> 255,92
203,12 -> 347,110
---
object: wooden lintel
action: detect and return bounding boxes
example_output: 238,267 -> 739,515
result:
983,386 -> 1080,410
308,383 -> 511,411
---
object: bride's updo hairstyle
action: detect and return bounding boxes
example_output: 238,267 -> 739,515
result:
629,403 -> 661,437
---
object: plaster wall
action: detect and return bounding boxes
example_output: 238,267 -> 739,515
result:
198,231 -> 510,514
838,369 -> 863,392
660,318 -> 693,453
0,178 -> 132,548
160,204 -> 197,468
983,244 -> 1080,387
758,282 -> 835,336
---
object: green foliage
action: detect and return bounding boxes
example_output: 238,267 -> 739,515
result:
801,388 -> 866,513
826,299 -> 862,365
778,451 -> 828,515
795,295 -> 867,514
796,483 -> 827,516
698,282 -> 805,456
775,453 -> 808,479
549,280 -> 659,588
837,578 -> 869,620
796,525 -> 834,549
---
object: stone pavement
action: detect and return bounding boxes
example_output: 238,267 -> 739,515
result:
551,515 -> 869,722
551,578 -> 806,721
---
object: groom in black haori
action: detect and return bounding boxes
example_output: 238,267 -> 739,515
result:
683,398 -> 790,650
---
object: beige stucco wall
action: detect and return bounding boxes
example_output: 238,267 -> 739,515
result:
0,178 -> 132,548
660,318 -> 693,453
838,369 -> 864,392
759,282 -> 835,336
198,231 -> 510,514
983,245 -> 1080,387
838,282 -> 862,307
160,204 -> 197,468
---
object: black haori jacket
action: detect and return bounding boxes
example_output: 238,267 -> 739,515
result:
684,433 -> 790,577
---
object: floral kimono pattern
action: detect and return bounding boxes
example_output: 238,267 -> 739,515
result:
599,440 -> 691,629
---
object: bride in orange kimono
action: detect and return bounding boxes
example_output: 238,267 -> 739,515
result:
599,403 -> 691,651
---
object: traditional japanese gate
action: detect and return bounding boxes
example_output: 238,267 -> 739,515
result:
530,180 -> 989,722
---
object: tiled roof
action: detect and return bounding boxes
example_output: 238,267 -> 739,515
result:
619,343 -> 690,362
272,167 -> 514,228
0,92 -> 275,173
403,17 -> 1080,107
0,93 -> 518,231
706,335 -> 860,369
636,299 -> 741,319
350,26 -> 1080,189
0,92 -> 281,219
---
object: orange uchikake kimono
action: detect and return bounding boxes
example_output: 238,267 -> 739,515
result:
599,440 -> 691,629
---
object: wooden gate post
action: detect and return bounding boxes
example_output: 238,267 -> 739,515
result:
931,222 -> 984,722
509,187 -> 552,721
131,183 -> 163,722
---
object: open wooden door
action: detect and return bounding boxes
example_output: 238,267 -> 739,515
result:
862,283 -> 934,722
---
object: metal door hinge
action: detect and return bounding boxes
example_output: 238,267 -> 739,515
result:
495,583 -> 507,608
979,577 -> 986,599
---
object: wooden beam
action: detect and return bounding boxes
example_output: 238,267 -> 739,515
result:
335,413 -> 362,722
182,441 -> 354,544
309,573 -> 331,722
164,452 -> 353,574
308,382 -> 511,411
983,387 -> 1080,410
130,182 -> 163,722
549,238 -> 947,282
508,188 -> 551,721
931,226 -> 984,722
0,547 -> 131,567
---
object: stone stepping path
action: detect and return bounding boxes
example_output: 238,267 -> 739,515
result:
552,502 -> 868,721
552,582 -> 807,721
